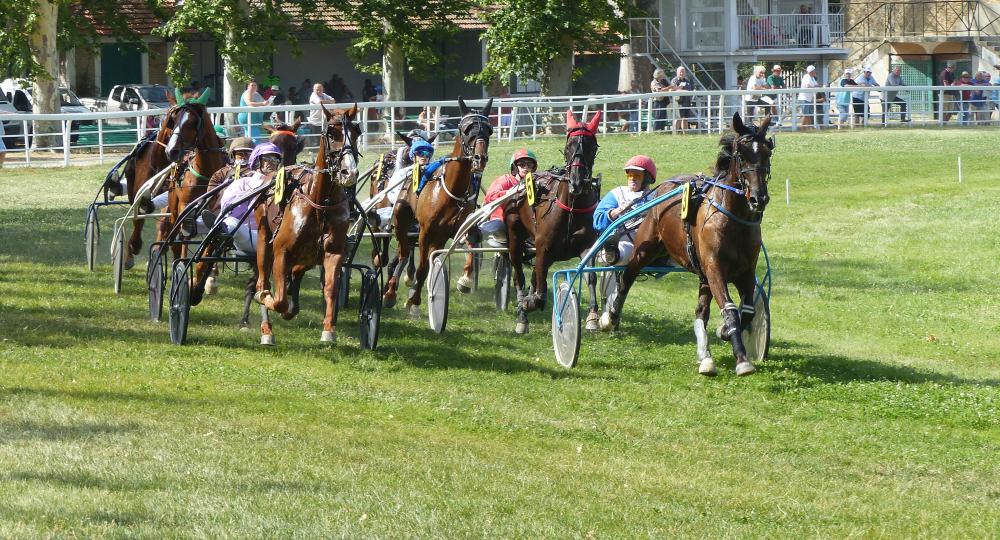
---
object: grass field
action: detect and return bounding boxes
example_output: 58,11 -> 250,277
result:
1,128 -> 999,537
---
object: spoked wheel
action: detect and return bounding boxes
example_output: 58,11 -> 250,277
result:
358,270 -> 383,350
600,272 -> 620,315
551,282 -> 581,368
85,206 -> 99,271
742,285 -> 771,363
493,253 -> 511,312
427,256 -> 449,333
112,228 -> 125,294
168,259 -> 192,345
147,245 -> 166,322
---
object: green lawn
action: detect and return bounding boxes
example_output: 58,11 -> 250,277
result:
1,129 -> 998,537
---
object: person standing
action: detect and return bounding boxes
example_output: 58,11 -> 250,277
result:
766,64 -> 786,119
885,66 -> 909,122
835,67 -> 859,125
798,64 -> 821,127
745,65 -> 770,120
670,66 -> 694,131
650,69 -> 672,131
237,81 -> 269,141
308,83 -> 336,135
938,64 -> 957,122
852,66 -> 879,122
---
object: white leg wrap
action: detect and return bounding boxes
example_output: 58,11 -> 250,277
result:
694,318 -> 712,360
741,304 -> 755,315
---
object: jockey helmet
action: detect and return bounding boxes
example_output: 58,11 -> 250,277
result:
624,155 -> 656,185
248,142 -> 283,170
229,137 -> 254,155
509,148 -> 538,173
409,139 -> 435,160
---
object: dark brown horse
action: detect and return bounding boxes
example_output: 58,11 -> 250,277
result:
504,109 -> 603,334
254,104 -> 361,344
122,117 -> 172,269
263,120 -> 305,166
601,112 -> 773,376
385,98 -> 493,311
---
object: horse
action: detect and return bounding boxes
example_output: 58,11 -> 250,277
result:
254,103 -> 361,344
384,97 -> 493,311
504,109 -> 603,334
122,113 -> 173,270
262,120 -> 305,166
601,112 -> 773,376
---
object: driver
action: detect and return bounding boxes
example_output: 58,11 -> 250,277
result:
471,148 -> 538,247
370,138 -> 442,231
216,142 -> 283,254
593,155 -> 657,265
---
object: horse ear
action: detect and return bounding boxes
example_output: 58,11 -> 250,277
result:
262,123 -> 275,134
319,100 -> 332,120
396,130 -> 411,146
566,109 -> 580,130
482,98 -> 493,117
585,110 -> 602,133
426,132 -> 437,143
196,87 -> 212,105
295,137 -> 305,157
290,118 -> 302,132
458,96 -> 469,116
758,114 -> 772,135
173,87 -> 184,105
732,111 -> 749,135
347,103 -> 359,119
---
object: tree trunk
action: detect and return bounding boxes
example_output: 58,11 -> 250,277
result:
30,0 -> 61,150
382,38 -> 406,102
223,55 -> 241,127
540,46 -> 574,97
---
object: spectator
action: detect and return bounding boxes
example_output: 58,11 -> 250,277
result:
988,71 -> 1000,120
972,71 -> 990,123
954,71 -> 974,124
745,65 -> 770,120
237,80 -> 270,141
297,78 -> 312,105
650,68 -> 671,130
362,79 -> 377,102
766,64 -> 785,119
670,66 -> 694,131
308,83 -> 336,134
852,66 -> 879,122
835,67 -> 859,125
798,64 -> 821,127
885,66 -> 909,122
938,63 -> 957,122
287,86 -> 299,105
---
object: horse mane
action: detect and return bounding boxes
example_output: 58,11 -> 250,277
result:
713,132 -> 737,175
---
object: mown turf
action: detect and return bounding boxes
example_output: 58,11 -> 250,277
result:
1,128 -> 998,538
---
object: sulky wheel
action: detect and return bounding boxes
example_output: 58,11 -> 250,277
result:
168,259 -> 192,345
112,228 -> 125,294
742,285 -> 771,363
551,282 -> 582,368
427,255 -> 449,333
358,270 -> 383,350
147,245 -> 166,322
85,205 -> 99,271
493,253 -> 511,312
337,266 -> 351,311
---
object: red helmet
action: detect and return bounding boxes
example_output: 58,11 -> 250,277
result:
624,155 -> 656,183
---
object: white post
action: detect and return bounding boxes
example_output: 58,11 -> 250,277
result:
22,120 -> 30,165
938,90 -> 944,126
62,119 -> 70,166
785,177 -> 790,206
602,102 -> 608,134
958,155 -> 963,182
98,117 -> 104,164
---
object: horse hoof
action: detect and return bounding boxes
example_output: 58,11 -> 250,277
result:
372,254 -> 382,267
254,290 -> 271,305
599,312 -> 615,332
239,324 -> 250,332
456,275 -> 473,293
585,312 -> 600,331
408,304 -> 421,317
383,294 -> 397,309
515,321 -> 528,335
698,357 -> 718,377
260,334 -> 275,346
123,256 -> 135,271
320,330 -> 336,343
205,277 -> 218,295
403,275 -> 414,288
735,361 -> 756,376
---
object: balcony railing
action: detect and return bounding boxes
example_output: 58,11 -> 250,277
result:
738,13 -> 844,49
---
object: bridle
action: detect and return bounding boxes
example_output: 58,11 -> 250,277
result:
457,112 -> 492,170
699,133 -> 772,226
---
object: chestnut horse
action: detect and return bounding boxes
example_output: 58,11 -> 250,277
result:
385,98 -> 493,310
122,119 -> 172,269
263,120 -> 305,166
504,109 -> 603,334
601,113 -> 773,376
254,104 -> 361,344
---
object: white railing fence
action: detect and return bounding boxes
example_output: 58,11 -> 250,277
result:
1,85 -> 998,168
737,13 -> 844,49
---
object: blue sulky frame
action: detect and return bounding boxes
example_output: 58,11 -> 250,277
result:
549,185 -> 772,368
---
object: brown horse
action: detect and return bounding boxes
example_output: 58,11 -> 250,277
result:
122,118 -> 172,269
254,104 -> 361,344
504,109 -> 603,334
384,98 -> 493,311
601,112 -> 773,376
262,120 -> 305,166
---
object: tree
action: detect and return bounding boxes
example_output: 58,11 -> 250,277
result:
342,0 -> 474,101
471,0 -> 631,96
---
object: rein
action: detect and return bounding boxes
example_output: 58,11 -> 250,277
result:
553,197 -> 598,214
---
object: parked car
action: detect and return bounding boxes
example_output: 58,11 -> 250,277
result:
0,78 -> 95,147
0,95 -> 18,149
105,84 -> 173,113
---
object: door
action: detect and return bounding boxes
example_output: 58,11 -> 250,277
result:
686,0 -> 727,51
101,44 -> 142,93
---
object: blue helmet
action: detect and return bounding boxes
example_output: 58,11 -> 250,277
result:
408,139 -> 435,159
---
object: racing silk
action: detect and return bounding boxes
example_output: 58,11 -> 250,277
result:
219,171 -> 269,228
484,174 -> 520,220
594,186 -> 648,232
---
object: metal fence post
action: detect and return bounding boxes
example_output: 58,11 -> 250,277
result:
98,118 -> 105,164
63,120 -> 70,166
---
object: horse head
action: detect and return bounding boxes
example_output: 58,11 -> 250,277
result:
564,109 -> 601,196
728,112 -> 774,214
457,97 -> 493,173
264,119 -> 305,165
321,102 -> 362,187
163,89 -> 215,163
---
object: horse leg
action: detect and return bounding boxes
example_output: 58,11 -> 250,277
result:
205,265 -> 219,295
262,251 -> 291,315
510,239 -> 529,335
405,232 -> 435,311
694,280 -> 717,376
239,273 -> 255,330
403,249 -> 416,288
705,270 -> 753,376
456,251 -> 475,294
525,249 -> 552,313
259,304 -> 274,345
126,218 -> 144,270
282,267 -> 305,321
584,272 -> 600,331
599,238 -> 656,331
255,226 -> 276,345
321,253 -> 344,342
384,205 -> 413,308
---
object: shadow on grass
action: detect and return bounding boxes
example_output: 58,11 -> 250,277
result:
0,418 -> 141,442
0,385 -> 203,407
0,207 -> 147,267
